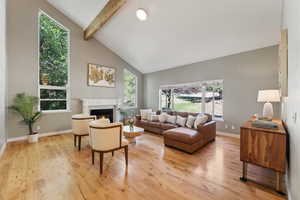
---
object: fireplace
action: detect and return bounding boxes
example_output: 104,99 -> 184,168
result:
81,98 -> 121,122
90,108 -> 114,122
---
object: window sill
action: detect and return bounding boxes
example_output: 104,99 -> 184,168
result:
214,117 -> 224,122
41,110 -> 71,114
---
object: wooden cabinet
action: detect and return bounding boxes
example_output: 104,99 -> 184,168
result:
240,118 -> 287,193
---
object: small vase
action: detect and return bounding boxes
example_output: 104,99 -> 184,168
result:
28,132 -> 39,143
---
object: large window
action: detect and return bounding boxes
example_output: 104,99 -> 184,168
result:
159,80 -> 223,119
38,11 -> 70,112
123,69 -> 137,107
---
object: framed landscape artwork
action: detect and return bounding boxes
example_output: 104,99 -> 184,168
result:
88,63 -> 116,87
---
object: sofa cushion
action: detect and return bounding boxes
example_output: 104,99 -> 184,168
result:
140,109 -> 152,120
147,121 -> 161,128
163,127 -> 201,144
166,114 -> 176,124
147,112 -> 156,121
150,114 -> 159,122
140,120 -> 161,128
161,123 -> 179,130
194,114 -> 209,128
176,115 -> 187,127
186,115 -> 196,128
158,113 -> 168,123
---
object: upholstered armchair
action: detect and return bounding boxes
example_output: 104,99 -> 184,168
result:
72,114 -> 96,151
89,121 -> 129,174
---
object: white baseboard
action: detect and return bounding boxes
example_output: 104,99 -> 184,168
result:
0,142 -> 6,157
7,129 -> 72,143
217,131 -> 240,139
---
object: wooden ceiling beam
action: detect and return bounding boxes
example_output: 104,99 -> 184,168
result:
84,0 -> 126,40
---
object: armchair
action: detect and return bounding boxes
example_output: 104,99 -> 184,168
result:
89,121 -> 129,174
72,114 -> 96,151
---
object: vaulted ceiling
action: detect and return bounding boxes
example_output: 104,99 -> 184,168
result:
47,0 -> 282,73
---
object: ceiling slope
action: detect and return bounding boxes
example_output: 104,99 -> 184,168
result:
48,0 -> 282,73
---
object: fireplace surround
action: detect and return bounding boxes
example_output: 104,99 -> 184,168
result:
81,98 -> 121,122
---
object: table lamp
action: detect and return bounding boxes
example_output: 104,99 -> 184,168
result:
257,90 -> 280,120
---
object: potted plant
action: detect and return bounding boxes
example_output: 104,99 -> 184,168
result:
9,93 -> 42,143
120,108 -> 136,125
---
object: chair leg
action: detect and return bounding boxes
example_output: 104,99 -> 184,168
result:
125,146 -> 128,166
92,149 -> 95,165
78,136 -> 81,151
100,152 -> 104,175
74,135 -> 77,147
112,151 -> 114,157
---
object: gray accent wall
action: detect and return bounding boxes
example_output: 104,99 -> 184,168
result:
6,0 -> 143,138
285,0 -> 300,199
144,46 -> 280,134
0,0 -> 7,149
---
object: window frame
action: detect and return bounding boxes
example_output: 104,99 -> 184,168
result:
123,69 -> 138,108
38,10 -> 71,113
159,80 -> 224,120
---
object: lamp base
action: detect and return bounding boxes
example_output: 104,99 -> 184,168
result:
263,102 -> 273,120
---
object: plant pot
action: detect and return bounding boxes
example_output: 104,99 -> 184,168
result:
28,132 -> 39,143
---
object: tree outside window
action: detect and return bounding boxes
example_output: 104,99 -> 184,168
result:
123,69 -> 137,107
39,11 -> 70,112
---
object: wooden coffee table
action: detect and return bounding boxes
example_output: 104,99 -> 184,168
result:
123,126 -> 144,143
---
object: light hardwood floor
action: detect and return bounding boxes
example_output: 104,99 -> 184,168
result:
0,132 -> 286,200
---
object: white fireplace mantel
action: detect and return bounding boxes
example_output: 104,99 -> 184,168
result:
81,98 -> 121,122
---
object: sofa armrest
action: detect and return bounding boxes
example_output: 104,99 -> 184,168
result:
197,121 -> 216,140
135,115 -> 142,121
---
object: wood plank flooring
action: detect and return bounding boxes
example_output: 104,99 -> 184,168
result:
0,132 -> 286,200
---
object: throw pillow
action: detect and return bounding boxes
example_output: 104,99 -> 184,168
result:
150,114 -> 159,122
166,114 -> 176,124
147,112 -> 156,121
158,113 -> 168,123
186,115 -> 196,128
140,109 -> 152,120
194,114 -> 208,129
176,116 -> 187,127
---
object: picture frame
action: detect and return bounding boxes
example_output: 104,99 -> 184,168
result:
87,63 -> 116,87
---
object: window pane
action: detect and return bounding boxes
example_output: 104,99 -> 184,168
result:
206,80 -> 223,118
173,87 -> 202,113
205,86 -> 214,115
161,89 -> 172,111
214,81 -> 223,118
40,89 -> 66,99
39,13 -> 68,87
40,100 -> 67,111
124,70 -> 137,107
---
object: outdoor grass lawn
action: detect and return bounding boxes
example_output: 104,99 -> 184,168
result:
174,102 -> 201,113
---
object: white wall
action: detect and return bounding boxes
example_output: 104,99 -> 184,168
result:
285,0 -> 300,199
0,0 -> 7,149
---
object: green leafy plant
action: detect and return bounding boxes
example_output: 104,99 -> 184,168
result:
9,93 -> 42,135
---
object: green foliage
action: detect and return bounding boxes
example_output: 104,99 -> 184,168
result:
39,13 -> 68,87
124,70 -> 137,107
120,108 -> 136,120
9,93 -> 42,135
40,101 -> 66,111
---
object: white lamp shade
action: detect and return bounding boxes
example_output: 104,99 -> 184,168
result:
257,90 -> 281,102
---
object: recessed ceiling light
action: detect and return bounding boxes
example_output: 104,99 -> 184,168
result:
136,8 -> 148,21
